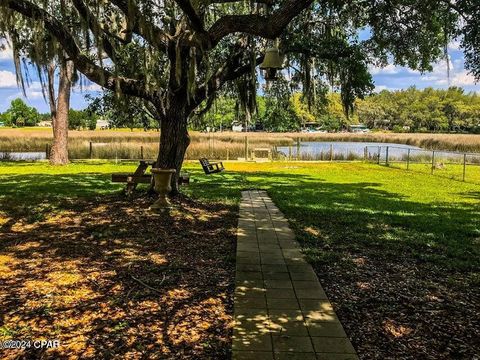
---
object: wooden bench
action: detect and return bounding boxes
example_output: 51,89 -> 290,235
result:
112,160 -> 155,194
112,160 -> 191,194
199,158 -> 225,174
111,173 -> 153,184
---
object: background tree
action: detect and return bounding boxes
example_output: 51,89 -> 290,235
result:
191,96 -> 238,131
355,87 -> 480,133
68,108 -> 98,130
3,98 -> 40,126
2,25 -> 76,164
86,92 -> 157,130
262,78 -> 298,131
47,56 -> 75,164
1,0 -> 478,192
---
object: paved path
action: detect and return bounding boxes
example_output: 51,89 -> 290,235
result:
233,190 -> 358,360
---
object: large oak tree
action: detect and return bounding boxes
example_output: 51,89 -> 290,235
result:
1,0 -> 478,192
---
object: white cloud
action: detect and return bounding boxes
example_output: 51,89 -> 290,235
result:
419,58 -> 478,87
448,40 -> 462,51
420,75 -> 438,81
0,49 -> 13,60
369,64 -> 400,75
415,58 -> 464,86
0,70 -> 17,88
375,85 -> 388,92
28,81 -> 43,90
450,71 -> 477,86
374,85 -> 398,92
25,90 -> 44,99
435,79 -> 449,85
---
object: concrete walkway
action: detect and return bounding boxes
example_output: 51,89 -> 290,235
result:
233,190 -> 358,360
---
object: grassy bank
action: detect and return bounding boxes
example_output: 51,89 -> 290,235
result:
1,129 -> 480,160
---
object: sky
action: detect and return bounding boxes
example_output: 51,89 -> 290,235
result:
0,39 -> 478,113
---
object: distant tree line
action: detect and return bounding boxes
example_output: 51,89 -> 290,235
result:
356,87 -> 480,133
2,86 -> 479,134
0,98 -> 97,130
196,86 -> 480,133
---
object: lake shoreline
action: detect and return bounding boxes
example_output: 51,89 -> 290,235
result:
1,130 -> 479,158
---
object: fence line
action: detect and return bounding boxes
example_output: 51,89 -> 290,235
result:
1,141 -> 479,185
364,145 -> 480,183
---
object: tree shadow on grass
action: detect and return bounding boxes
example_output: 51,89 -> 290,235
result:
238,170 -> 480,269
1,167 -> 479,358
237,169 -> 480,359
0,172 -> 238,359
460,190 -> 480,200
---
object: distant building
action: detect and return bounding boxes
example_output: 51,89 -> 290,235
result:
232,123 -> 244,132
0,122 -> 5,127
231,122 -> 262,132
37,120 -> 52,127
96,119 -> 109,130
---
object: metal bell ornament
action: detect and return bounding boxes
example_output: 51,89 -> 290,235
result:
260,40 -> 284,81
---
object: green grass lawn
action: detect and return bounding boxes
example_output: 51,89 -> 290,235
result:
1,160 -> 478,271
1,160 -> 479,358
219,162 -> 480,271
387,161 -> 480,184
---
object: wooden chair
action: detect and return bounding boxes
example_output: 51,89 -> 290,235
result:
199,158 -> 225,175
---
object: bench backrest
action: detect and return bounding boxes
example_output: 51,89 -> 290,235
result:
199,158 -> 210,168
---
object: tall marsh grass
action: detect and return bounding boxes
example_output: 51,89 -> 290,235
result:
0,128 -> 479,160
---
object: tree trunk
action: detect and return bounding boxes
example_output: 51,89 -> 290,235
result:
49,57 -> 74,165
156,101 -> 191,195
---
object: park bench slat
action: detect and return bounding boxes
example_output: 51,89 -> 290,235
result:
112,173 -> 152,184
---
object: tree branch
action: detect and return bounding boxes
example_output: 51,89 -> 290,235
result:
72,0 -> 118,61
1,0 -> 153,100
208,0 -> 314,46
284,46 -> 354,61
174,0 -> 206,34
191,50 -> 263,111
438,0 -> 468,21
108,0 -> 170,50
208,0 -> 275,5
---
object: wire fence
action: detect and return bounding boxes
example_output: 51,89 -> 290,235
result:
365,145 -> 480,184
2,140 -> 480,185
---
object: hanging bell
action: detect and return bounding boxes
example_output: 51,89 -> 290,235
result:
260,46 -> 284,81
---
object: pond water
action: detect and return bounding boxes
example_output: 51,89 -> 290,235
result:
277,141 -> 422,160
0,152 -> 47,161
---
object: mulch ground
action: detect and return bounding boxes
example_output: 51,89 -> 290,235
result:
0,194 -> 237,359
307,244 -> 480,359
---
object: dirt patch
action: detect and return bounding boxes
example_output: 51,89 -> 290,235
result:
0,194 -> 237,359
309,249 -> 480,359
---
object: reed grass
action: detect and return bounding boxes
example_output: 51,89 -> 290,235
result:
0,129 -> 479,160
